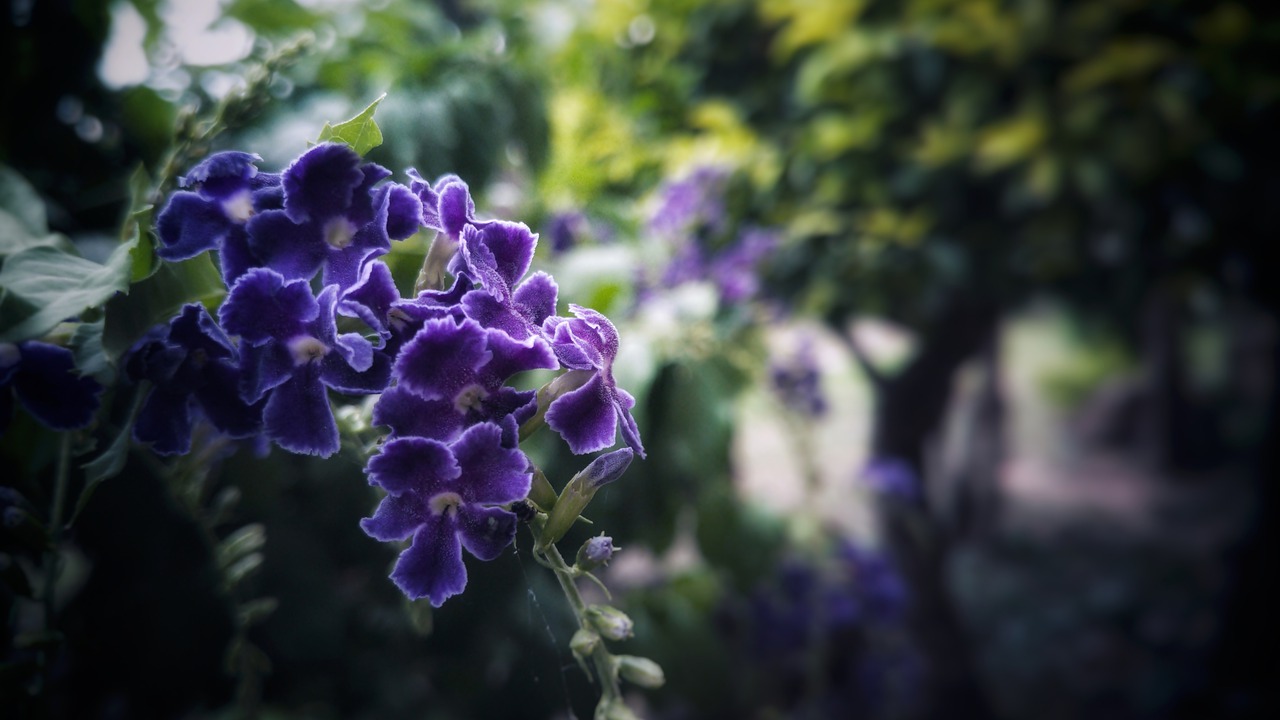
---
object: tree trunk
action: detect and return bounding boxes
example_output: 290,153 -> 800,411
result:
863,295 -> 998,719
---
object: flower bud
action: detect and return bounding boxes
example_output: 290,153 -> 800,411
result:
577,448 -> 634,490
597,698 -> 641,720
585,604 -> 633,641
539,449 -> 635,549
569,627 -> 601,658
616,655 -> 665,689
576,534 -> 616,571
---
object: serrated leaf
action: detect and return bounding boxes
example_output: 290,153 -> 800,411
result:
0,240 -> 134,343
101,253 -> 226,361
316,93 -> 387,156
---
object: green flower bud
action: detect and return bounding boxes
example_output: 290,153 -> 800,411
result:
585,604 -> 634,641
570,627 -> 601,658
616,655 -> 665,689
540,449 -> 634,549
596,698 -> 641,720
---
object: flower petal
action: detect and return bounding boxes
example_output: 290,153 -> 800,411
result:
371,385 -> 464,441
383,183 -> 423,240
220,268 -> 319,345
366,436 -> 460,495
360,492 -> 429,542
262,365 -> 339,457
457,504 -> 517,561
390,515 -> 467,606
132,387 -> 192,455
245,210 -> 327,283
392,317 -> 490,402
544,373 -> 617,455
450,422 -> 531,505
193,361 -> 262,438
155,192 -> 233,261
282,143 -> 364,224
12,342 -> 102,431
320,348 -> 391,395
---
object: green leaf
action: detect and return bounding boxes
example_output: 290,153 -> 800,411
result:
73,383 -> 147,525
0,164 -> 48,236
316,93 -> 387,156
69,318 -> 113,384
101,254 -> 226,361
124,164 -> 157,282
0,241 -> 133,343
0,223 -> 76,262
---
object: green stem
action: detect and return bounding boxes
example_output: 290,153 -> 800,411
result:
535,538 -> 623,705
39,433 -> 73,691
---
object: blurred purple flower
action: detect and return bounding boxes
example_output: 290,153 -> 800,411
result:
0,340 -> 102,437
126,304 -> 261,455
861,456 -> 920,500
769,337 -> 827,418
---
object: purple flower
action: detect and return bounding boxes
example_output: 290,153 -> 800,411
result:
245,143 -> 422,292
710,227 -> 777,303
154,151 -> 282,283
126,304 -> 262,455
451,220 -> 559,341
542,305 -> 645,458
545,211 -> 587,254
220,268 -> 391,457
360,421 -> 531,606
861,457 -> 920,500
649,167 -> 728,238
770,338 -> 827,418
388,315 -> 556,425
0,340 -> 103,436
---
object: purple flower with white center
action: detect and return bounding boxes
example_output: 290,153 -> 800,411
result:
451,221 -> 559,340
0,340 -> 103,436
154,151 -> 282,283
390,315 -> 557,421
126,304 -> 262,455
220,268 -> 391,457
245,143 -> 422,292
542,305 -> 645,458
360,421 -> 531,606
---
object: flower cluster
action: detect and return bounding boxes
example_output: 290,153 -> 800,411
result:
745,538 -> 915,714
149,143 -> 645,606
643,166 -> 779,305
